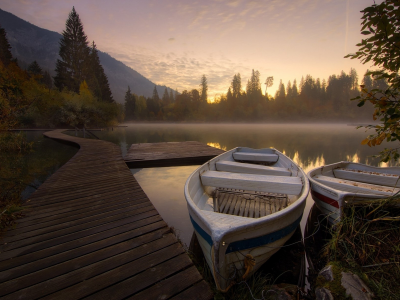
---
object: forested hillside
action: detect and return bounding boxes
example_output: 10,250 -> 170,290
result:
0,8 -> 174,103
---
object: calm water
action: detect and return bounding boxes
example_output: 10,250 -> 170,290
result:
93,123 -> 393,246
3,131 -> 78,201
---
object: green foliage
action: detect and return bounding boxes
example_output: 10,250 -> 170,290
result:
57,81 -> 118,128
54,7 -> 114,104
54,7 -> 90,93
87,41 -> 114,103
346,0 -> 400,162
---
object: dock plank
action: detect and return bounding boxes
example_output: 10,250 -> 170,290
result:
125,141 -> 224,168
0,129 -> 212,299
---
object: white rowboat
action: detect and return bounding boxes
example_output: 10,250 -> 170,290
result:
184,147 -> 309,291
307,161 -> 400,224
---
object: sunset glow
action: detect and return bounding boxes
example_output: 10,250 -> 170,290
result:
0,0 -> 378,97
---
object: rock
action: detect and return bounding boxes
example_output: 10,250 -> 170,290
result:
341,272 -> 374,300
266,284 -> 297,300
315,287 -> 334,300
319,265 -> 334,282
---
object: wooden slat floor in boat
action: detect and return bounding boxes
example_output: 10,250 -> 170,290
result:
0,129 -> 213,300
124,141 -> 224,168
214,189 -> 289,218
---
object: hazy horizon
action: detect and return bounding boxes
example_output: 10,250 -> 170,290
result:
0,0 -> 379,99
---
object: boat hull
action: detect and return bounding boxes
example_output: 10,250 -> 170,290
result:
184,147 -> 309,291
308,161 -> 400,224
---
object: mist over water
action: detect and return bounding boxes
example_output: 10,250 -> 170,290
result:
96,123 -> 397,245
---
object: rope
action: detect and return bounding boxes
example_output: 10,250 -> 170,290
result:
242,254 -> 255,280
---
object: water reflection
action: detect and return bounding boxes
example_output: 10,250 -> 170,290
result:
132,166 -> 198,245
95,123 -> 399,246
2,131 -> 78,202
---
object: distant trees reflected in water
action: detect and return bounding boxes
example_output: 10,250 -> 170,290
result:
97,124 -> 398,171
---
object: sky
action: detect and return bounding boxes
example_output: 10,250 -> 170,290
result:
0,0 -> 379,99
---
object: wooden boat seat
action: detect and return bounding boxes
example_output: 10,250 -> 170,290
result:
233,152 -> 279,163
213,189 -> 288,218
333,168 -> 400,188
201,171 -> 302,195
216,161 -> 291,176
313,175 -> 400,196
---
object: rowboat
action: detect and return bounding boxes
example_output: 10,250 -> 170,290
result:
307,161 -> 400,224
184,147 -> 309,291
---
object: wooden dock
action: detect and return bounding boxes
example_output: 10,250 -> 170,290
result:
125,141 -> 224,168
0,130 -> 213,299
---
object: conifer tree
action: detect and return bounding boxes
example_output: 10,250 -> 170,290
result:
200,75 -> 208,103
292,79 -> 298,97
162,87 -> 170,103
27,61 -> 42,75
152,85 -> 160,102
54,7 -> 90,93
87,41 -> 114,102
169,89 -> 174,102
0,25 -> 12,66
286,81 -> 292,98
124,86 -> 136,120
231,74 -> 241,99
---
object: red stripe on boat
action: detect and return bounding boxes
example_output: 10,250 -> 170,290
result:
311,190 -> 339,208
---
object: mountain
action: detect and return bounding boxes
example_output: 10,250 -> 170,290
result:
0,8 -> 174,103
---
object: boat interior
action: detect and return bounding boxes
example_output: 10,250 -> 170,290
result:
312,165 -> 400,195
196,148 -> 304,218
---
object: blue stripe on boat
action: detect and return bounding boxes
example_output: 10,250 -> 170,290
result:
190,215 -> 213,246
190,215 -> 302,253
226,215 -> 302,254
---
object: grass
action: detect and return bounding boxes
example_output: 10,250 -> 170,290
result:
323,196 -> 400,299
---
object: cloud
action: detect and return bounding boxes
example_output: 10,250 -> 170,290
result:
168,38 -> 175,42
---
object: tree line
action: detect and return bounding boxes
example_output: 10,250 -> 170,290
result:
124,68 -> 385,122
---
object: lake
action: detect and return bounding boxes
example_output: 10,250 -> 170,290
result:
89,123 -> 391,246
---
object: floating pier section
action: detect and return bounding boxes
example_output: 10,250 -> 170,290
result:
125,141 -> 224,168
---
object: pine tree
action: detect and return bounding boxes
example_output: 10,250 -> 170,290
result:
292,79 -> 298,97
54,7 -> 90,93
169,89 -> 174,102
87,41 -> 114,102
124,86 -> 136,120
0,25 -> 12,66
162,87 -> 170,103
231,73 -> 241,99
200,75 -> 208,103
27,61 -> 43,75
152,85 -> 160,102
286,80 -> 292,98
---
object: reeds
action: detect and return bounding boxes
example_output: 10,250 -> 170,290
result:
324,196 -> 400,299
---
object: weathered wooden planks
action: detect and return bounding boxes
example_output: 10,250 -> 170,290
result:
0,129 -> 213,300
124,141 -> 224,168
